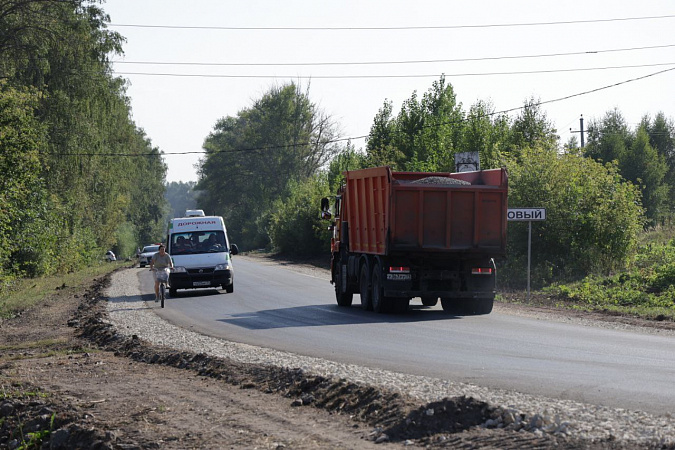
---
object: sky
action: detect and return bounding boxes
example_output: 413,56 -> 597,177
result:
102,1 -> 675,183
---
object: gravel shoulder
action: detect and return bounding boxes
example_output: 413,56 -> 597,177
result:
1,256 -> 673,449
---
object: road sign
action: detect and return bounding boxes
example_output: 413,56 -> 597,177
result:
507,208 -> 547,303
507,208 -> 546,221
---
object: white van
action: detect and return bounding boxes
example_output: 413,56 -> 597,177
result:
166,210 -> 239,296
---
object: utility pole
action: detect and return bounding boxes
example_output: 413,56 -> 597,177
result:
570,115 -> 585,148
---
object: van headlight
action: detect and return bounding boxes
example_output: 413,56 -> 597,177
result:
215,263 -> 231,271
172,266 -> 187,273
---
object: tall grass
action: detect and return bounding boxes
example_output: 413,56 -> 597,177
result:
0,260 -> 127,319
544,226 -> 675,320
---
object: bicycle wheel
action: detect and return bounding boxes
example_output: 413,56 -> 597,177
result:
160,283 -> 166,308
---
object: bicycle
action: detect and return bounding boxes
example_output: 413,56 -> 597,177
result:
152,267 -> 171,308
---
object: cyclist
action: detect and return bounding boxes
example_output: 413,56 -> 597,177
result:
149,244 -> 173,301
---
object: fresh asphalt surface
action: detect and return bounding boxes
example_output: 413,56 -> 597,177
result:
139,257 -> 675,416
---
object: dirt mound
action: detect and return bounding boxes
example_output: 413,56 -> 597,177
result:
0,386 -> 113,449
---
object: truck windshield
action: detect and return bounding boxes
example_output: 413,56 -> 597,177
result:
169,231 -> 228,255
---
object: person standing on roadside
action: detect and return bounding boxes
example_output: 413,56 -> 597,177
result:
149,244 -> 173,301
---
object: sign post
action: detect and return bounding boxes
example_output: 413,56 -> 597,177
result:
507,208 -> 547,302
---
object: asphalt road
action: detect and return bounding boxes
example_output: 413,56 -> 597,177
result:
144,257 -> 675,415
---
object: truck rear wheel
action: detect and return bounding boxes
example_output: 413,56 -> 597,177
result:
391,298 -> 409,313
371,264 -> 393,313
470,298 -> 494,315
359,264 -> 373,311
421,296 -> 438,307
335,265 -> 353,307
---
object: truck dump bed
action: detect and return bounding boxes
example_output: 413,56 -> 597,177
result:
343,166 -> 508,256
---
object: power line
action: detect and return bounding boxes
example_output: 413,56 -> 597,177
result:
114,61 -> 675,79
48,66 -> 675,157
108,14 -> 675,31
110,43 -> 675,67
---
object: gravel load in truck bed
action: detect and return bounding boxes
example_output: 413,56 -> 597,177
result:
404,176 -> 471,186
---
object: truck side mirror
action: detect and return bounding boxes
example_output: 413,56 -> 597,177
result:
320,197 -> 330,212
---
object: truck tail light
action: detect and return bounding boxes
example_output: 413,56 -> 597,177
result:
389,266 -> 410,274
472,267 -> 493,275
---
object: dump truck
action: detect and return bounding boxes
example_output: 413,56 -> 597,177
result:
320,166 -> 508,314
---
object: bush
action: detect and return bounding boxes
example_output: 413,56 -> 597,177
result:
546,238 -> 675,313
267,175 -> 332,256
115,222 -> 138,260
501,147 -> 644,287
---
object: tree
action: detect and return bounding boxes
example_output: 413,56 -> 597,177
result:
365,100 -> 403,168
325,141 -> 365,192
266,175 -> 332,256
585,109 -> 669,225
509,97 -> 558,153
0,1 -> 168,283
197,82 -> 342,249
585,109 -> 631,164
366,76 -> 465,172
461,99 -> 511,169
0,82 -> 49,281
503,147 -> 644,286
623,127 -> 668,224
642,112 -> 675,221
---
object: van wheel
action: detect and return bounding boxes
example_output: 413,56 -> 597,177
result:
224,283 -> 234,294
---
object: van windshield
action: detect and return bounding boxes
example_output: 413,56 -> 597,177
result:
169,231 -> 228,255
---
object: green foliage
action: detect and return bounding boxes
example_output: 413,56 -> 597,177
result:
0,1 -> 168,287
642,112 -> 675,221
366,76 -> 464,172
267,175 -> 332,256
198,82 -> 343,250
114,222 -> 137,260
585,109 -> 669,225
509,97 -> 558,152
502,147 -> 644,286
461,100 -> 511,168
365,77 -> 559,173
547,237 -> 675,318
0,82 -> 48,282
325,142 -> 366,192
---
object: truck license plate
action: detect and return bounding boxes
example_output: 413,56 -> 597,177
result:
387,274 -> 411,281
193,281 -> 211,286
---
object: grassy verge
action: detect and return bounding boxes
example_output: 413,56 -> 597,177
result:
539,233 -> 675,321
0,260 -> 130,319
